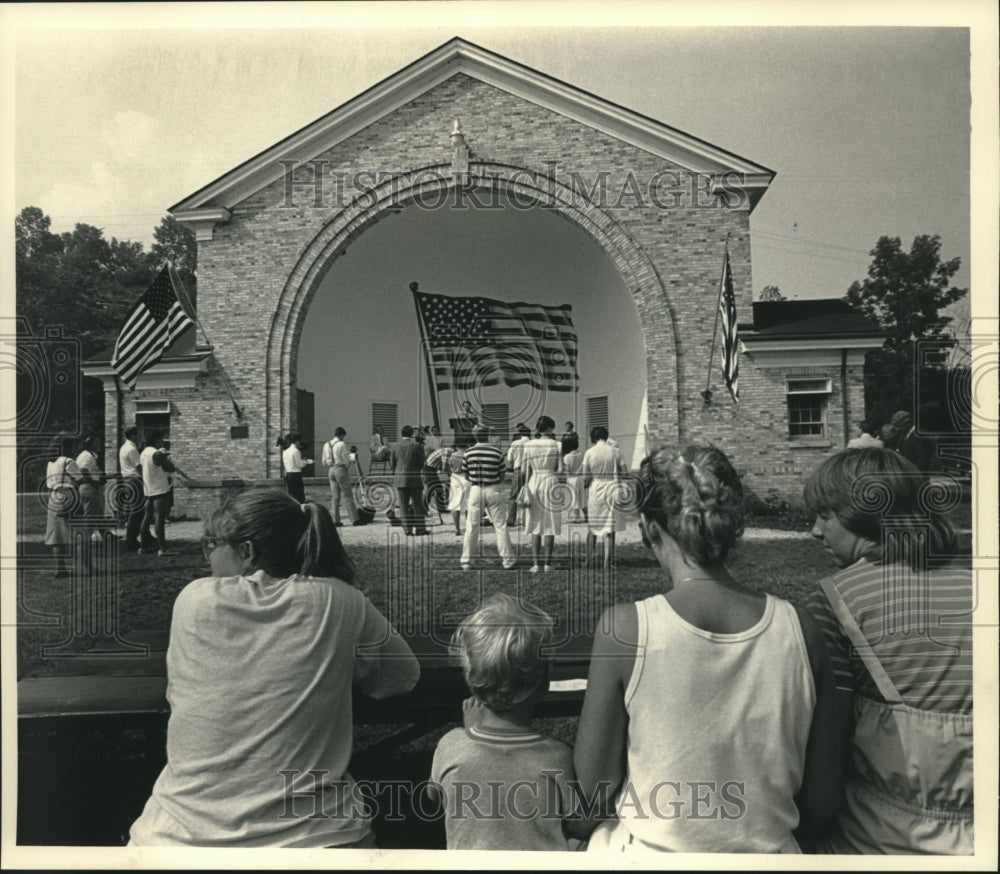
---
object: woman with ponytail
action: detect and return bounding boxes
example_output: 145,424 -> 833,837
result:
803,449 -> 973,854
571,444 -> 840,852
130,489 -> 419,848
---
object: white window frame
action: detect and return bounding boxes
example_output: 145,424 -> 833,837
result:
135,399 -> 171,416
786,378 -> 832,439
135,399 -> 172,444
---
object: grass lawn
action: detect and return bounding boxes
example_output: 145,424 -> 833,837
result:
14,496 -> 972,847
15,522 -> 834,840
16,526 -> 832,681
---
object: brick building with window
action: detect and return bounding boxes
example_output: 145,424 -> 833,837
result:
83,38 -> 883,513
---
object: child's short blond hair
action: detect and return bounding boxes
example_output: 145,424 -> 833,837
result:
451,594 -> 554,713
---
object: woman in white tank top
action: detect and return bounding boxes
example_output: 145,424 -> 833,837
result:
570,444 -> 841,853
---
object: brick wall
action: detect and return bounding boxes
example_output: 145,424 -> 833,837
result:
168,72 -> 854,510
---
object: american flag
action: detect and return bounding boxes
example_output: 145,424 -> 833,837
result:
718,249 -> 739,403
111,266 -> 194,389
412,290 -> 579,393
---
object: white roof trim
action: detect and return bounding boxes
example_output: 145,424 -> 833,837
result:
82,352 -> 212,391
170,38 -> 774,214
741,336 -> 885,352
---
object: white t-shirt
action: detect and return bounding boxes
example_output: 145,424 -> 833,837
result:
129,571 -> 420,847
119,439 -> 141,478
846,433 -> 883,450
140,446 -> 171,498
75,450 -> 100,478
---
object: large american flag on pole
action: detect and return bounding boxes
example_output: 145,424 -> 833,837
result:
111,266 -> 194,389
412,290 -> 579,392
719,249 -> 740,403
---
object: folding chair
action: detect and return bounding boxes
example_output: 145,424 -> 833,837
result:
369,454 -> 392,475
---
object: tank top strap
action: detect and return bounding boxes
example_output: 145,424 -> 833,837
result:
623,599 -> 650,708
819,576 -> 903,705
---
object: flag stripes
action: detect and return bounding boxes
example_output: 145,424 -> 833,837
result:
111,266 -> 194,389
718,249 -> 739,403
413,290 -> 579,393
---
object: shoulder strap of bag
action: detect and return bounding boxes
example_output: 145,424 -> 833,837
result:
819,575 -> 903,704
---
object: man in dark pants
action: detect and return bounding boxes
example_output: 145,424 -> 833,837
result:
392,425 -> 427,535
118,426 -> 148,551
891,410 -> 935,472
139,429 -> 188,556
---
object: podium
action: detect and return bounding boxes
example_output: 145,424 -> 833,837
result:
449,417 -> 477,448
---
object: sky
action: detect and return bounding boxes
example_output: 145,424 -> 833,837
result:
3,1 -> 995,313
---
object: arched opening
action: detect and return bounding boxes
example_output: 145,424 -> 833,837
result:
299,193 -> 646,464
268,170 -> 679,474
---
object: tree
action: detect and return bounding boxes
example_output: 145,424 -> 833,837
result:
15,206 -> 63,260
759,285 -> 786,301
14,206 -> 201,487
150,214 -> 197,305
845,235 -> 968,427
845,235 -> 966,352
15,208 -> 156,462
55,223 -> 150,358
16,209 -> 159,359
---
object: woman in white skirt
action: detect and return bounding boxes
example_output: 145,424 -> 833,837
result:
45,435 -> 84,578
583,426 -> 627,569
562,432 -> 586,523
521,416 -> 563,572
445,447 -> 469,536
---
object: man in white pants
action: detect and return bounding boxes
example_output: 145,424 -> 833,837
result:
461,425 -> 516,570
322,427 -> 362,526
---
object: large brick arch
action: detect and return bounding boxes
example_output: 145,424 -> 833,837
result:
265,163 -> 681,475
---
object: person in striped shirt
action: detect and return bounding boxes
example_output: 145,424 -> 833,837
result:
804,449 -> 973,854
461,425 -> 516,570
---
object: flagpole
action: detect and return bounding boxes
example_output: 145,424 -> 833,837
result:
168,262 -> 245,420
702,235 -> 731,406
410,282 -> 441,431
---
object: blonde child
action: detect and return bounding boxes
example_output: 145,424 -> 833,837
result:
429,594 -> 577,850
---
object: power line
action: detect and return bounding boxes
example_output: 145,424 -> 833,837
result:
750,241 -> 872,267
750,227 -> 876,256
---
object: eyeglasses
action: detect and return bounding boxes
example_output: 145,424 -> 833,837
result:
201,535 -> 230,560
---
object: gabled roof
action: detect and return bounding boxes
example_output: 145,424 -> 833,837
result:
170,37 -> 775,216
750,299 -> 884,339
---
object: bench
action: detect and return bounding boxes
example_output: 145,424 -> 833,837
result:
16,648 -> 591,846
16,655 -> 590,723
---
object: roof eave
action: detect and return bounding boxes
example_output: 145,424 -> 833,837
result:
169,37 -> 774,215
741,333 -> 885,349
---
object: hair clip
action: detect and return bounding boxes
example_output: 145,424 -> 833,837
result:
678,454 -> 701,476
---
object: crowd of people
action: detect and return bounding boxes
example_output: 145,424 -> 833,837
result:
40,413 -> 972,854
307,416 -> 632,573
846,410 -> 936,472
41,426 -> 191,573
116,436 -> 970,852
